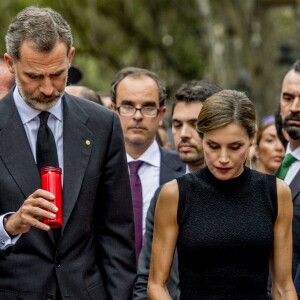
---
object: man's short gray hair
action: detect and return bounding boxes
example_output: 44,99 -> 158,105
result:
5,6 -> 73,61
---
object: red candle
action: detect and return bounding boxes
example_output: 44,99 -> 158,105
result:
41,166 -> 63,228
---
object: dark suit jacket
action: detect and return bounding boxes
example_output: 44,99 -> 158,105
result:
134,150 -> 185,300
159,148 -> 185,185
290,169 -> 300,278
0,91 -> 136,300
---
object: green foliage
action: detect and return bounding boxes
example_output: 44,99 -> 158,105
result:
0,0 -> 298,119
0,0 -> 206,95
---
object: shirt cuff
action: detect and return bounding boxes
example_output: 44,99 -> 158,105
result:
0,213 -> 21,250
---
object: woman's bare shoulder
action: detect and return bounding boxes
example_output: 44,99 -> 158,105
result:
156,179 -> 179,208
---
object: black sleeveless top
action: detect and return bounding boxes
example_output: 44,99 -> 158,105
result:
176,167 -> 277,300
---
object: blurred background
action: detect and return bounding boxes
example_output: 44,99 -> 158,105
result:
1,0 -> 300,122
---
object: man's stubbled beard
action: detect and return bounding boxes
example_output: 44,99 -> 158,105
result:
15,70 -> 67,111
283,112 -> 300,140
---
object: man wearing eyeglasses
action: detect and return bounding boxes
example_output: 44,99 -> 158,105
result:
111,67 -> 186,261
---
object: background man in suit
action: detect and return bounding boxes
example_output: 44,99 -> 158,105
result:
0,55 -> 14,99
278,60 -> 300,295
134,80 -> 222,300
65,85 -> 103,105
111,67 -> 186,260
0,6 -> 136,300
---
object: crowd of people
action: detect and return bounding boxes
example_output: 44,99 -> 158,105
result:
0,5 -> 299,300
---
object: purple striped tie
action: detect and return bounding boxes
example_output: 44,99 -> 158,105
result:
128,160 -> 143,261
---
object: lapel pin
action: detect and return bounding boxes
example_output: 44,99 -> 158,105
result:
86,140 -> 91,146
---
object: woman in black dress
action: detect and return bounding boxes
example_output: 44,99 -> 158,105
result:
148,90 -> 296,299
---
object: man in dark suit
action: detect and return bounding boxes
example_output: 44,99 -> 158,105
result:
278,60 -> 300,296
278,59 -> 300,278
134,80 -> 222,299
111,67 -> 186,262
0,6 -> 136,300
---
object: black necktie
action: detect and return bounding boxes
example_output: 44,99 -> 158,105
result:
36,112 -> 59,170
36,111 -> 61,244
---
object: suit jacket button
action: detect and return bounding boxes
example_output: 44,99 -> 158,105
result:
46,295 -> 54,300
55,261 -> 61,268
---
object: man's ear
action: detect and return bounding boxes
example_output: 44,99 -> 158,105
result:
68,47 -> 75,67
4,53 -> 15,74
159,106 -> 167,120
109,103 -> 116,111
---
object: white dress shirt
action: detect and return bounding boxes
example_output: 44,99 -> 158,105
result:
283,144 -> 300,185
127,141 -> 161,235
0,88 -> 64,249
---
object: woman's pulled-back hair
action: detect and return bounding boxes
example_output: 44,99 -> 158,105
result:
196,90 -> 257,139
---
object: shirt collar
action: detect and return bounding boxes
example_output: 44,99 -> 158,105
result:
13,87 -> 63,124
127,140 -> 160,167
286,143 -> 300,161
186,165 -> 191,173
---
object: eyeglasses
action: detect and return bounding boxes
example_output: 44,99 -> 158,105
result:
117,105 -> 160,118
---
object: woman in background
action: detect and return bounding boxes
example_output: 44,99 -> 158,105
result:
253,120 -> 285,175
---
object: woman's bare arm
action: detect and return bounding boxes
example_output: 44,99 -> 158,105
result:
148,179 -> 179,300
271,178 -> 297,299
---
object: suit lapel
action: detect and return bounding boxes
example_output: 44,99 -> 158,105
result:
159,147 -> 185,185
290,169 -> 300,201
0,94 -> 40,202
62,95 -> 93,231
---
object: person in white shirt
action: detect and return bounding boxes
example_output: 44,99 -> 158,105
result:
111,67 -> 186,261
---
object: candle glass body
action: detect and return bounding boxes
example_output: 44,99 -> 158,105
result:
41,166 -> 63,228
